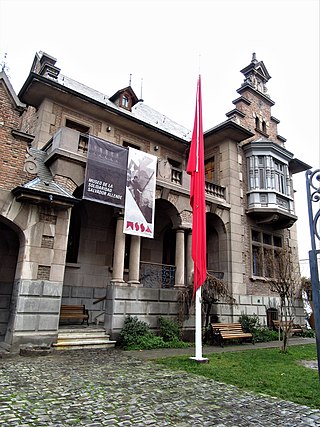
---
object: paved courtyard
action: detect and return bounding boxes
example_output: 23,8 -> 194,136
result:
0,347 -> 320,427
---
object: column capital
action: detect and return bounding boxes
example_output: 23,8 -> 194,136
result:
114,209 -> 124,219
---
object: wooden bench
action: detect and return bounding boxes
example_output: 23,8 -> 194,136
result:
59,304 -> 89,326
211,322 -> 253,347
273,320 -> 303,336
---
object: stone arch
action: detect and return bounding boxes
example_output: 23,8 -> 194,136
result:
206,212 -> 228,278
140,198 -> 181,267
63,184 -> 117,306
0,217 -> 22,344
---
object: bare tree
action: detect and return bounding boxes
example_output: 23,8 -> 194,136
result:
177,272 -> 235,342
266,247 -> 301,353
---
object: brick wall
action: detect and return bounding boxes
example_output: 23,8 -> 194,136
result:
235,89 -> 281,145
0,81 -> 30,190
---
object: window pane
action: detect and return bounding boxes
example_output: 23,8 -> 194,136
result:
263,233 -> 272,245
273,236 -> 282,247
252,230 -> 261,242
259,168 -> 266,189
264,248 -> 273,277
122,96 -> 129,107
251,229 -> 283,278
252,246 -> 262,276
205,157 -> 215,182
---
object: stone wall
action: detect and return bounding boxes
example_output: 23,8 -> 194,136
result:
4,279 -> 63,350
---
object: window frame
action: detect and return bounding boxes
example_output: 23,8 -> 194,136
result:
251,229 -> 282,278
205,156 -> 216,183
247,155 -> 288,196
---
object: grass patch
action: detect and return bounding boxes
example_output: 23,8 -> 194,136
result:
155,344 -> 320,408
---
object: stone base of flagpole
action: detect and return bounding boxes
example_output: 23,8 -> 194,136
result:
189,356 -> 209,363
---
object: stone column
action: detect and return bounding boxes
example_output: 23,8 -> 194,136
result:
128,235 -> 141,285
175,229 -> 185,287
186,230 -> 193,286
111,215 -> 125,284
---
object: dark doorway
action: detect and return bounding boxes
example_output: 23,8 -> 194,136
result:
0,222 -> 19,342
266,308 -> 278,329
162,228 -> 176,266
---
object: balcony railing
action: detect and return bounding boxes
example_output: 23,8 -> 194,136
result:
139,263 -> 225,289
205,181 -> 226,199
140,262 -> 175,288
45,128 -> 227,202
171,167 -> 182,185
78,133 -> 89,154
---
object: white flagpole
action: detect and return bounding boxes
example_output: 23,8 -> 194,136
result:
195,287 -> 203,359
190,285 -> 208,362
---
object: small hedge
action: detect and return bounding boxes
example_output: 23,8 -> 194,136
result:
118,315 -> 190,350
239,314 -> 279,343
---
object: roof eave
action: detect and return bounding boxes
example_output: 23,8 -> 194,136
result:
12,186 -> 79,209
289,158 -> 312,174
205,119 -> 254,142
19,73 -> 189,145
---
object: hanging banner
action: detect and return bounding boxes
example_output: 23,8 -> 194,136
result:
83,136 -> 128,208
124,147 -> 157,238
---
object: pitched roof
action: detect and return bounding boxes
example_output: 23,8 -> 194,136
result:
22,148 -> 75,199
50,73 -> 192,142
0,71 -> 26,112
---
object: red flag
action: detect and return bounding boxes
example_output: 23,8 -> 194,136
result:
187,75 -> 207,295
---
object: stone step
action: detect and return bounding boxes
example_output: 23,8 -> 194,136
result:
52,338 -> 116,350
52,340 -> 116,350
53,327 -> 116,351
57,332 -> 110,340
58,327 -> 106,334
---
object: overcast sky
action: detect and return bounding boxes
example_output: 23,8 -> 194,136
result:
0,0 -> 319,275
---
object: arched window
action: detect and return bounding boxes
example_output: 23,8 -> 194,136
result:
255,116 -> 260,130
262,120 -> 267,133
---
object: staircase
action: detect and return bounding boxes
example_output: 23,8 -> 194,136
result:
52,326 -> 116,350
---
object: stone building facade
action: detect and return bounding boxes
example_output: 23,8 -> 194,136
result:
0,51 -> 310,351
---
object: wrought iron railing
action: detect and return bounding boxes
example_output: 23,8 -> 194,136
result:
140,262 -> 176,288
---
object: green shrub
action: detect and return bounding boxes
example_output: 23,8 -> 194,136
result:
127,333 -> 168,350
253,327 -> 279,343
158,316 -> 181,342
302,328 -> 316,338
117,315 -> 190,350
118,315 -> 150,349
238,313 -> 261,333
239,314 -> 280,343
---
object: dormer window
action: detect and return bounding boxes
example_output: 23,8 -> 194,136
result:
109,86 -> 139,112
121,95 -> 129,109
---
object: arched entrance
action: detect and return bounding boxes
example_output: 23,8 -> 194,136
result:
0,220 -> 20,343
206,212 -> 228,279
140,198 -> 181,288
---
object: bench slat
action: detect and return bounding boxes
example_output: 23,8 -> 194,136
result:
59,304 -> 89,326
273,320 -> 303,335
211,322 -> 253,347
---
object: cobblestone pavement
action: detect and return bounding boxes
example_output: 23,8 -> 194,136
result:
0,347 -> 320,427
